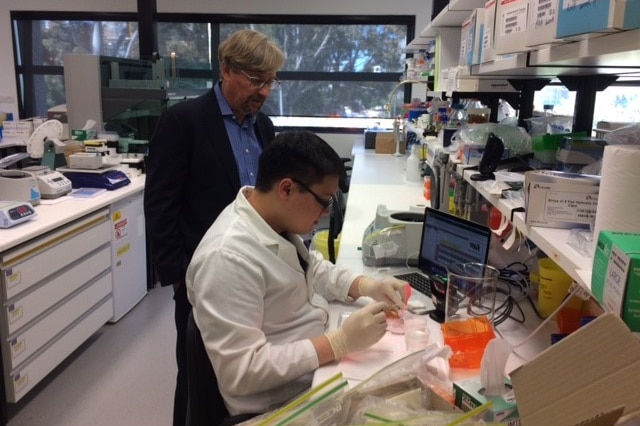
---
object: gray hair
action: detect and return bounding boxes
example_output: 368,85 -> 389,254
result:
218,29 -> 285,74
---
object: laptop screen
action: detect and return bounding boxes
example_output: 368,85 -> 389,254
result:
417,207 -> 492,280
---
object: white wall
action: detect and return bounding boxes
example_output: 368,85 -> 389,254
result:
0,0 -> 430,118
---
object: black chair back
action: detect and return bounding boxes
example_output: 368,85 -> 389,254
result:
186,310 -> 229,426
327,190 -> 346,264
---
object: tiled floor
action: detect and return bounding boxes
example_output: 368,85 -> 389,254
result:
6,285 -> 176,426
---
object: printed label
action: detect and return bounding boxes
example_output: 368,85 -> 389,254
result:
603,246 -> 630,315
544,191 -> 597,223
501,4 -> 528,36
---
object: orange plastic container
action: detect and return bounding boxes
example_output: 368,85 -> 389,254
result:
441,316 -> 495,369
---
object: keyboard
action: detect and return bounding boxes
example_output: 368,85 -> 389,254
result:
394,272 -> 432,297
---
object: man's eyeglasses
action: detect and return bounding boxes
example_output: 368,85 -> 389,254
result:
239,70 -> 281,90
291,178 -> 333,211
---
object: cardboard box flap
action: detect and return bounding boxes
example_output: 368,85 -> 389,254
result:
510,314 -> 640,425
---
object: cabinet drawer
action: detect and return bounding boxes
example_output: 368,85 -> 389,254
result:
1,211 -> 110,300
2,246 -> 111,336
5,294 -> 113,403
4,272 -> 112,370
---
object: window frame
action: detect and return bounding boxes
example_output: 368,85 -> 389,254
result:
11,11 -> 139,118
11,11 -> 416,121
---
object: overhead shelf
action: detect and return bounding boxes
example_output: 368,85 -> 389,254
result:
406,36 -> 435,53
412,0 -> 486,42
529,29 -> 640,70
460,167 -> 594,290
408,4 -> 640,77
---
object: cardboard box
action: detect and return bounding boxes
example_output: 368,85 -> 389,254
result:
374,132 -> 405,154
526,0 -> 568,47
557,0 -> 640,39
524,170 -> 600,228
480,0 -> 498,63
591,231 -> 640,332
510,313 -> 640,425
494,0 -> 531,54
454,377 -> 520,425
459,15 -> 473,67
461,8 -> 487,65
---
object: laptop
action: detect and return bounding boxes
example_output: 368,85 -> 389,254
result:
393,207 -> 493,311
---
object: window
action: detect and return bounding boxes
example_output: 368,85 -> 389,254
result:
11,12 -> 139,118
13,12 -> 413,125
156,20 -> 413,122
593,83 -> 640,130
533,80 -> 640,135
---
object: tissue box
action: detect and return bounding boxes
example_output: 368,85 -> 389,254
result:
591,231 -> 640,332
71,129 -> 97,141
524,170 -> 600,228
453,377 -> 520,425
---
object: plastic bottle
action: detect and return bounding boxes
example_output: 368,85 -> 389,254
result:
423,163 -> 432,201
406,144 -> 422,182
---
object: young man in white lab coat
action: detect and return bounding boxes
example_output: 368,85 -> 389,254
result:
186,130 -> 409,420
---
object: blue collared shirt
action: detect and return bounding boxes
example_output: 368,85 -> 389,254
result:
214,82 -> 262,186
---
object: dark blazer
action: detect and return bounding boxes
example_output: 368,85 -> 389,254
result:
144,87 -> 275,286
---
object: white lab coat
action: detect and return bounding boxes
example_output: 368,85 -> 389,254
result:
186,187 -> 359,415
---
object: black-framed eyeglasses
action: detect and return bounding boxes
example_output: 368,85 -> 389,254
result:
239,70 -> 281,90
291,178 -> 333,211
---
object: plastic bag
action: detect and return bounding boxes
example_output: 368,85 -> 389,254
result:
603,122 -> 640,145
450,123 -> 532,157
524,115 -> 573,136
238,374 -> 350,426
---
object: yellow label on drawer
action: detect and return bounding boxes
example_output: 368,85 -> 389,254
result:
14,372 -> 28,394
11,338 -> 26,358
8,305 -> 23,323
5,271 -> 21,288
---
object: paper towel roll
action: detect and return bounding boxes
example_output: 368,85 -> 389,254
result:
593,145 -> 640,254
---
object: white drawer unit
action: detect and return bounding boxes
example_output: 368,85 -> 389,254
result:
2,246 -> 111,336
4,272 -> 112,371
1,211 -> 111,300
0,209 -> 114,403
7,295 -> 113,402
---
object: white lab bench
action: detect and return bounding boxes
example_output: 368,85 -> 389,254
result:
314,144 -> 562,387
0,176 -> 146,407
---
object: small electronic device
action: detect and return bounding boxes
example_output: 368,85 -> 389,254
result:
391,207 -> 492,323
22,165 -> 73,199
59,167 -> 131,190
471,133 -> 505,181
0,170 -> 41,205
0,201 -> 38,228
69,152 -> 103,169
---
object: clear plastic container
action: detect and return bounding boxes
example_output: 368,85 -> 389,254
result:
449,104 -> 467,127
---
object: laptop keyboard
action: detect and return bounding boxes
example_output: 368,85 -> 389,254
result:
394,272 -> 432,297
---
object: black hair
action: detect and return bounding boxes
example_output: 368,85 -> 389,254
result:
255,130 -> 345,192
